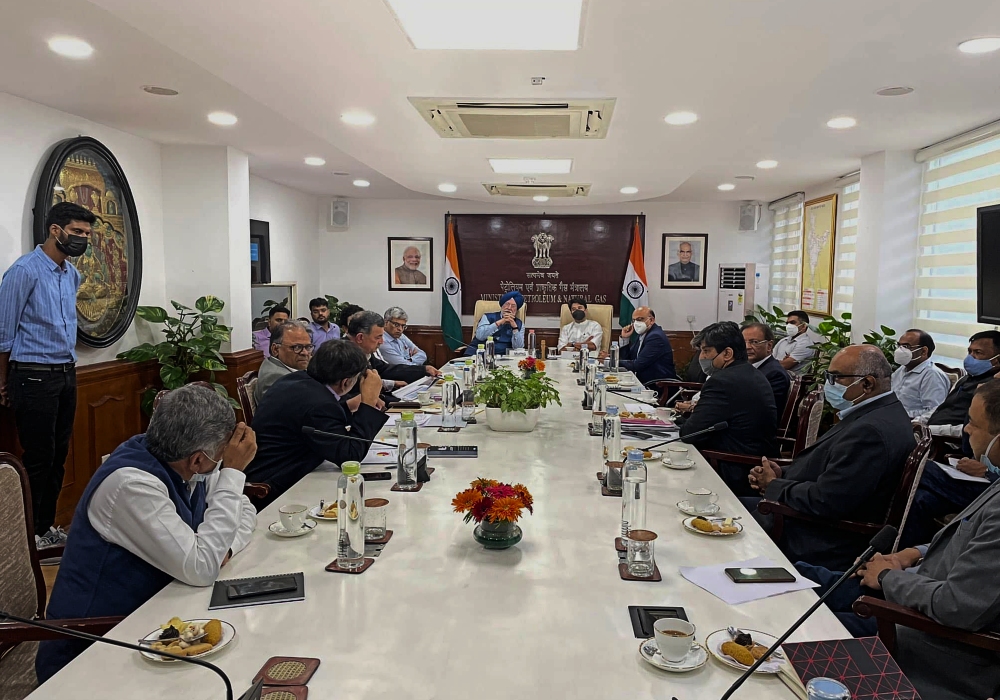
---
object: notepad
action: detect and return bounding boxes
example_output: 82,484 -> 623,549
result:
942,458 -> 991,484
209,572 -> 305,610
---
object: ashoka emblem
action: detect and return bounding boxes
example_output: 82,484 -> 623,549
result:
626,280 -> 645,299
445,277 -> 461,295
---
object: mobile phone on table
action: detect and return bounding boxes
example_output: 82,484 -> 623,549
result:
724,567 -> 796,584
226,576 -> 297,600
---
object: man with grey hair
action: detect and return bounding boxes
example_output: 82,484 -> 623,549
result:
380,306 -> 428,367
37,385 -> 258,680
743,345 -> 916,569
255,320 -> 314,401
344,310 -> 437,408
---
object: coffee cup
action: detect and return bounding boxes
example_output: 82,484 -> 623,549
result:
417,389 -> 432,404
667,445 -> 690,463
654,618 -> 696,662
279,504 -> 308,532
640,389 -> 657,402
686,488 -> 718,513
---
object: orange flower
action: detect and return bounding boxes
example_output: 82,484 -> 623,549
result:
536,360 -> 546,372
452,489 -> 483,513
487,496 -> 525,523
472,478 -> 499,490
512,484 -> 534,513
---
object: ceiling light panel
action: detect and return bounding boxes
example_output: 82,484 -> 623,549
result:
48,36 -> 94,59
826,116 -> 857,129
959,37 -> 1000,54
620,186 -> 639,194
342,112 -> 376,126
717,183 -> 735,191
438,183 -> 457,193
384,0 -> 584,50
489,158 -> 573,174
664,111 -> 698,126
353,179 -> 371,187
756,160 -> 778,169
208,111 -> 238,126
304,157 -> 326,166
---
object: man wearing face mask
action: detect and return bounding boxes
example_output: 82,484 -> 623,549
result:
890,328 -> 951,422
618,306 -> 676,386
0,202 -> 96,552
558,297 -> 603,352
771,310 -> 818,374
36,384 -> 258,681
678,322 -> 778,495
928,330 -> 1000,437
745,345 -> 915,569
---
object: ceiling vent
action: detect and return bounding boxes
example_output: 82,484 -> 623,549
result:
409,98 -> 616,139
484,183 -> 591,198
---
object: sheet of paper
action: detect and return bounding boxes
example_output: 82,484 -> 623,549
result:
362,446 -> 398,465
624,403 -> 652,414
678,556 -> 819,606
941,460 -> 991,484
392,375 -> 436,400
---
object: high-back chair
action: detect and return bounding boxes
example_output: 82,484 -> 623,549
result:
472,299 -> 527,330
935,362 -> 965,392
235,371 -> 259,424
558,304 -> 614,353
778,375 -> 812,441
776,389 -> 825,457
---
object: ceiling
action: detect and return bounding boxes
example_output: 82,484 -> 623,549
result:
5,0 -> 1000,205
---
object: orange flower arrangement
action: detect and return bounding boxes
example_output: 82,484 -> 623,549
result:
452,479 -> 534,524
517,356 -> 545,373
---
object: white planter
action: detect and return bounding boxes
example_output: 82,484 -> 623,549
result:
485,407 -> 540,432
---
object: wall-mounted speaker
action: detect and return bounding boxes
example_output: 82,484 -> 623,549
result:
328,199 -> 349,231
739,202 -> 760,232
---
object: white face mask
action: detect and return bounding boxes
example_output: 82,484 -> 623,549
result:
894,346 -> 920,366
632,320 -> 648,335
189,451 -> 222,483
785,323 -> 801,337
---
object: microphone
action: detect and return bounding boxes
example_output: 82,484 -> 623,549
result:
643,422 -> 728,451
301,425 -> 397,448
0,609 -> 243,700
606,388 -> 661,407
719,525 -> 898,700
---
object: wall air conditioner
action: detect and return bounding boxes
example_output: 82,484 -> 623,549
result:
717,263 -> 757,323
409,98 -> 616,139
484,183 -> 591,198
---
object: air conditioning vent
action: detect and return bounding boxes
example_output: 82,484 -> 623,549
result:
410,98 -> 616,139
484,183 -> 591,198
719,266 -> 748,290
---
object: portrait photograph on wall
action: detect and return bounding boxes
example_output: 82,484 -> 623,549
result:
661,233 -> 708,289
800,193 -> 838,316
33,136 -> 143,348
388,236 -> 433,291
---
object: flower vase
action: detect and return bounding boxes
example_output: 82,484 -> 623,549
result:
473,519 -> 523,549
521,369 -> 537,380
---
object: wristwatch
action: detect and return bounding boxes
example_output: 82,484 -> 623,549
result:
876,568 -> 891,589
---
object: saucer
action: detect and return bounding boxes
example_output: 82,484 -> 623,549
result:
638,638 -> 708,673
268,518 -> 317,538
705,629 -> 783,674
676,500 -> 720,517
662,457 -> 695,470
308,504 -> 338,521
682,517 -> 744,537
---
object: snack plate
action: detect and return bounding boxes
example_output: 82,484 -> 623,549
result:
705,628 -> 783,674
139,620 -> 236,662
682,517 -> 743,537
309,504 -> 338,521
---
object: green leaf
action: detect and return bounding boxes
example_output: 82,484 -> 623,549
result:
840,312 -> 852,320
160,364 -> 188,389
196,295 -> 225,313
197,357 -> 228,372
136,306 -> 169,323
140,387 -> 158,417
117,344 -> 157,362
880,325 -> 896,337
154,342 -> 177,362
171,300 -> 193,312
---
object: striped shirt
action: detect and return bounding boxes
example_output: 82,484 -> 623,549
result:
0,245 -> 80,363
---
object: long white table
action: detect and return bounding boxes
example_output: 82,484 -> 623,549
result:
29,360 -> 849,699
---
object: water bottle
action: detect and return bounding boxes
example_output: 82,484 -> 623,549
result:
592,372 -> 607,429
462,363 -> 477,422
337,461 -> 365,570
527,329 -> 536,357
621,449 -> 648,538
610,341 -> 620,373
603,405 -> 622,475
396,411 -> 419,491
485,337 -> 496,370
475,344 -> 486,379
442,375 -> 460,428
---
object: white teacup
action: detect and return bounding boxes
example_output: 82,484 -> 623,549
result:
640,389 -> 657,402
417,389 -> 432,404
654,618 -> 696,662
667,445 -> 690,461
279,504 -> 308,532
686,488 -> 719,513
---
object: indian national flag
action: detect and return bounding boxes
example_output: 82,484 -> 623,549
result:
441,216 -> 464,350
620,218 -> 649,326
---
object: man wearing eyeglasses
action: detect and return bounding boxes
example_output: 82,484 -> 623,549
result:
743,322 -> 791,415
890,328 -> 951,423
254,321 -> 314,402
380,307 -> 427,367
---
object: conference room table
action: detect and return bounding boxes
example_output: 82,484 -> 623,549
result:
28,358 -> 850,700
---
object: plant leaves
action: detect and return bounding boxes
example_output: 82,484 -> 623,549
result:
160,364 -> 188,389
171,300 -> 193,312
880,325 -> 896,336
116,344 -> 157,362
197,357 -> 228,372
196,295 -> 225,313
136,306 -> 169,323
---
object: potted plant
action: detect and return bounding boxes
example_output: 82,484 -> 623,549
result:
474,367 -> 561,432
452,478 -> 533,549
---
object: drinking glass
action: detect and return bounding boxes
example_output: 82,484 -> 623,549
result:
626,529 -> 657,577
364,498 -> 389,540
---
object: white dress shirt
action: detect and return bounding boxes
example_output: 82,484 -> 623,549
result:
381,333 -> 427,366
772,332 -> 819,373
891,359 -> 952,423
87,466 -> 256,587
557,319 -> 603,350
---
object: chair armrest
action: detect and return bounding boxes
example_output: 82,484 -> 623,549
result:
0,616 -> 124,644
757,499 -> 883,536
852,596 -> 1000,653
243,482 -> 270,502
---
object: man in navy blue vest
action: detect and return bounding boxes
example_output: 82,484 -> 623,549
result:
36,385 -> 258,682
465,290 -> 525,356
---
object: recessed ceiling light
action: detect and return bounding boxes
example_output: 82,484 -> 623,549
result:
207,111 -> 238,126
620,186 -> 639,194
304,157 -> 326,166
384,0 -> 584,50
959,37 -> 1000,54
142,85 -> 179,96
438,183 -> 457,193
353,179 -> 371,188
489,158 -> 573,174
717,183 -> 736,191
756,160 -> 778,169
341,112 -> 376,127
533,195 -> 550,202
826,116 -> 857,130
664,111 -> 698,126
875,86 -> 914,97
48,36 -> 93,59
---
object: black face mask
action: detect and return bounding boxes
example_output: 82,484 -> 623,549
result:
571,310 -> 586,322
55,228 -> 89,257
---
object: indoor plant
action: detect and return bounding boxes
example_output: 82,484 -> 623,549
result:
452,478 -> 534,549
474,367 -> 561,432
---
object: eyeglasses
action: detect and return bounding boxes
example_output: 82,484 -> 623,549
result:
386,319 -> 408,330
745,339 -> 769,347
276,343 -> 314,354
824,372 -> 870,385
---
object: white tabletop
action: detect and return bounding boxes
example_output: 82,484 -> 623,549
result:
29,360 -> 849,699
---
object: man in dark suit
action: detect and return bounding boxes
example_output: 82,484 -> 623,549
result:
680,322 -> 778,495
344,310 -> 438,407
244,340 -> 389,508
746,345 -> 915,570
743,322 -> 791,416
617,306 -> 676,386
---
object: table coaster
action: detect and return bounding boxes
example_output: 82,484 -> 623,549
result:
365,529 -> 393,545
253,657 -> 321,687
601,485 -> 622,497
596,471 -> 605,482
325,557 -> 375,574
615,537 -> 626,552
618,562 -> 662,582
587,423 -> 603,437
260,686 -> 308,700
577,378 -> 585,386
391,482 -> 423,492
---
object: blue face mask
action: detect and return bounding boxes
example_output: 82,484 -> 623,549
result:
964,353 -> 999,377
190,451 -> 222,484
823,377 -> 864,412
982,435 -> 1000,476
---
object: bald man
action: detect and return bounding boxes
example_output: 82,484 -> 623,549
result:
394,246 -> 427,286
617,306 -> 676,386
667,241 -> 700,282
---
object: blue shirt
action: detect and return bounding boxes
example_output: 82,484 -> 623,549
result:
381,333 -> 427,366
0,245 -> 80,363
310,321 -> 341,346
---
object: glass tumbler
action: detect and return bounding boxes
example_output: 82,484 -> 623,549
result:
364,498 -> 389,541
625,529 -> 657,578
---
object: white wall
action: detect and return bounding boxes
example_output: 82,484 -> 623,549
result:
316,198 -> 770,330
0,92 -> 166,365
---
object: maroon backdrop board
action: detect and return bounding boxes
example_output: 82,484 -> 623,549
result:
452,214 -> 644,317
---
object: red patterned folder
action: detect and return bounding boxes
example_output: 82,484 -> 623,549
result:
783,637 -> 921,699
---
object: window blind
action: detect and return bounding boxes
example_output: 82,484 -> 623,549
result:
769,202 -> 803,312
833,182 -> 860,316
916,135 -> 1000,361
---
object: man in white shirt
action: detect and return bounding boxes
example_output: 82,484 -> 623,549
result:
558,297 -> 604,352
380,306 -> 428,367
890,328 -> 952,423
771,309 -> 818,374
38,384 -> 258,680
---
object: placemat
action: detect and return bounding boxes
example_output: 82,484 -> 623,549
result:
325,558 -> 375,574
253,657 -> 320,687
365,529 -> 394,545
783,637 -> 921,700
391,482 -> 423,492
618,563 -> 662,582
260,686 -> 308,700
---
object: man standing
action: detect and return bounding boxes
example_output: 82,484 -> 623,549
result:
394,246 -> 427,286
380,306 -> 428,367
743,322 -> 791,418
252,305 -> 290,352
308,297 -> 340,346
771,310 -> 818,374
254,321 -> 314,402
618,306 -> 676,386
928,330 -> 1000,436
557,297 -> 603,352
0,202 -> 94,550
890,328 -> 951,422
667,242 -> 700,282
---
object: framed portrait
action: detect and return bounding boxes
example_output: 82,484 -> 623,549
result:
388,237 -> 433,291
799,194 -> 838,316
33,136 -> 143,348
661,233 -> 708,289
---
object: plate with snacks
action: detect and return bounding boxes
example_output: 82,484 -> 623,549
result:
682,516 -> 743,537
621,447 -> 664,462
309,502 -> 338,521
604,375 -> 620,384
705,628 -> 783,674
139,617 -> 235,662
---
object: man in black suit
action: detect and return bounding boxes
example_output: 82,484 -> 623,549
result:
244,340 -> 389,509
927,330 -> 1000,436
344,310 -> 438,407
746,345 -> 915,570
679,322 -> 778,495
743,322 -> 791,417
617,306 -> 676,386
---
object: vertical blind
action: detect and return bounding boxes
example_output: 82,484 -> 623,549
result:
916,135 -> 1000,361
833,182 -> 860,317
769,202 -> 803,312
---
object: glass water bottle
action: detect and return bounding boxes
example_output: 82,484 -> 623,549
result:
527,329 -> 536,357
592,372 -> 607,428
475,344 -> 486,377
396,411 -> 419,491
603,405 -> 622,476
337,461 -> 365,570
609,341 -> 620,373
442,375 -> 460,428
485,337 -> 496,370
621,449 -> 648,538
